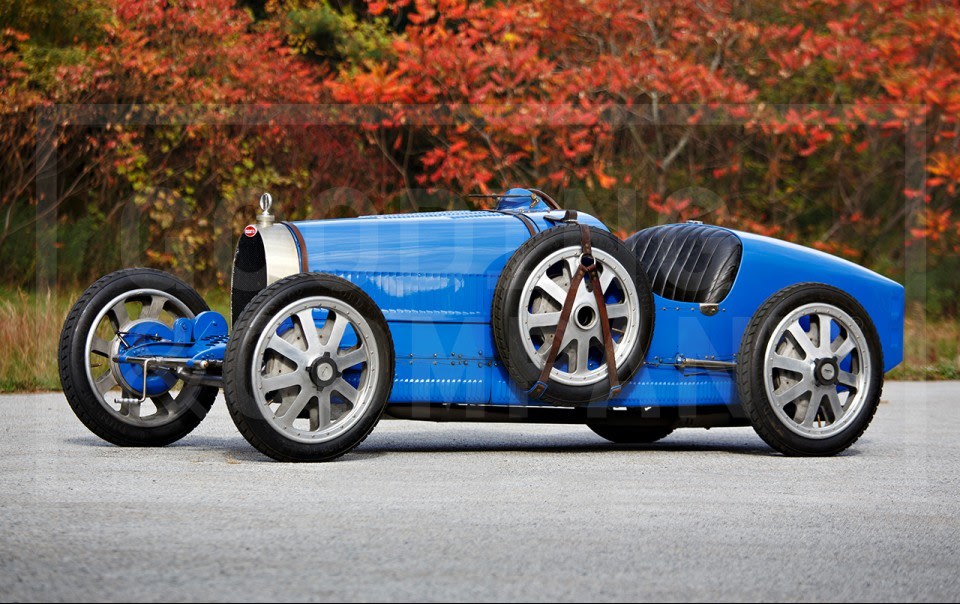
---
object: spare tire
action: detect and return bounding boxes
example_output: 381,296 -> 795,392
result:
492,224 -> 654,405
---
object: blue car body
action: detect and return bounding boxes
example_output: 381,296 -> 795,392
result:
119,192 -> 904,413
266,206 -> 904,410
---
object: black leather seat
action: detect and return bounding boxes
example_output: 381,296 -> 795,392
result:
625,223 -> 742,304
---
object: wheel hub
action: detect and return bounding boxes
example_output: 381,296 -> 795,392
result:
814,357 -> 839,386
763,302 -> 871,440
574,304 -> 597,330
308,354 -> 340,389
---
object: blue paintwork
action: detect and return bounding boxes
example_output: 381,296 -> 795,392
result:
117,321 -> 178,395
116,188 -> 905,412
117,311 -> 230,395
283,202 -> 903,409
727,229 -> 904,372
290,209 -> 605,323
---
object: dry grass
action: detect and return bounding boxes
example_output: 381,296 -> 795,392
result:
0,290 -> 68,391
0,290 -> 955,392
0,288 -> 231,392
888,307 -> 960,380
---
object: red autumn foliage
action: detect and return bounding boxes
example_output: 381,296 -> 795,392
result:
1,0 -> 959,303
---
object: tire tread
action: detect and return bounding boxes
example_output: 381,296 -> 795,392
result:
736,282 -> 884,456
223,273 -> 394,462
58,268 -> 216,447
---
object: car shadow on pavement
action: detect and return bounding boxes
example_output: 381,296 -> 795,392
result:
354,429 -> 780,457
63,434 -> 387,463
65,431 -> 861,460
354,441 -> 778,456
62,435 -> 274,462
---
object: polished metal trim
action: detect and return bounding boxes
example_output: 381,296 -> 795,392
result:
259,224 -> 301,285
279,221 -> 309,272
700,303 -> 720,316
674,355 -> 737,371
257,192 -> 275,228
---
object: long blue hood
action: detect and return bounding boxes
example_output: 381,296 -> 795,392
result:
289,210 -> 606,323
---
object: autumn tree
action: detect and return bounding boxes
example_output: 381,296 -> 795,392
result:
1,0 -> 958,312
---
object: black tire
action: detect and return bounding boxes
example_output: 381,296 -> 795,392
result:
58,268 -> 218,447
736,283 -> 884,456
588,423 -> 676,444
224,273 -> 394,462
492,224 -> 654,405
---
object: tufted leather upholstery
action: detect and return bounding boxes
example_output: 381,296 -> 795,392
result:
625,223 -> 742,304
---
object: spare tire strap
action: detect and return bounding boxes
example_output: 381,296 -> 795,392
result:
529,224 -> 621,400
589,249 -> 621,398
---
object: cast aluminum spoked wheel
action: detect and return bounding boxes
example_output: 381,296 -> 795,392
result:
85,288 -> 194,425
224,273 -> 394,462
764,303 -> 871,439
519,247 -> 639,386
251,296 -> 380,444
492,224 -> 654,405
737,283 -> 883,456
58,268 -> 218,447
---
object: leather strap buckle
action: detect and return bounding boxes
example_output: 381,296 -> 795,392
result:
528,381 -> 549,399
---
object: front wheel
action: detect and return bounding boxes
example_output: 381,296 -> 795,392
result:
57,268 -> 218,447
224,273 -> 394,462
736,283 -> 883,456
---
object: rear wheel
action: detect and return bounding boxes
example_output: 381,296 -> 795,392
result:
224,273 -> 394,462
737,283 -> 883,456
57,268 -> 217,447
588,423 -> 675,444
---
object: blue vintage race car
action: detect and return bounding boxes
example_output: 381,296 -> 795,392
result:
58,188 -> 904,461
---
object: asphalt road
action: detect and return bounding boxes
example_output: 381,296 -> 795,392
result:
0,381 -> 957,602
